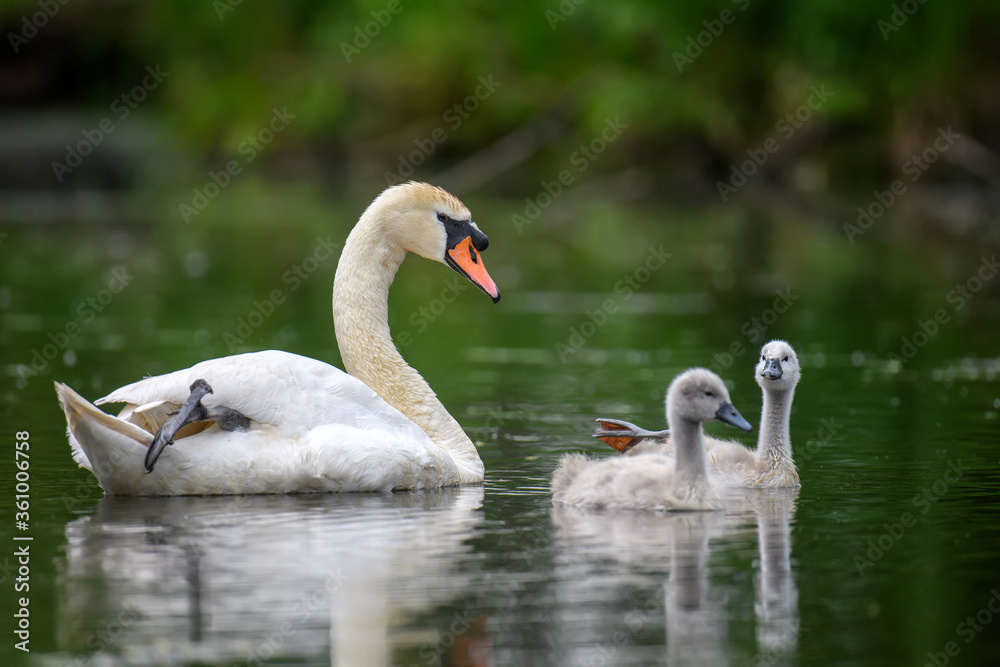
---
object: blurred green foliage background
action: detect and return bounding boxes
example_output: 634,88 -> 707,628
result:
1,7 -> 999,661
1,0 -> 998,377
2,0 -> 998,218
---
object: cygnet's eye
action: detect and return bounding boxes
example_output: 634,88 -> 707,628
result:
761,355 -> 765,361
437,212 -> 448,223
705,391 -> 715,398
783,356 -> 789,362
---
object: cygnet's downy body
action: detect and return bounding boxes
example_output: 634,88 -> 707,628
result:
552,368 -> 752,511
593,340 -> 801,488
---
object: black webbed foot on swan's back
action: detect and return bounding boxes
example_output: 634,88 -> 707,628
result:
144,379 -> 250,473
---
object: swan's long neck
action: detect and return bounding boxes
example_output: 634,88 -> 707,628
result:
668,413 -> 710,487
332,211 -> 484,484
758,387 -> 794,463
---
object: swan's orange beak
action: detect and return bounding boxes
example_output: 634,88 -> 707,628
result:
446,236 -> 500,303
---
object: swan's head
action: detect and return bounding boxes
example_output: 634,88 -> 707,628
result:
666,368 -> 753,432
755,340 -> 800,391
368,181 -> 500,302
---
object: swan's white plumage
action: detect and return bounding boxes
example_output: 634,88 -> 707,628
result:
58,351 -> 459,495
551,451 -> 724,511
56,182 -> 495,496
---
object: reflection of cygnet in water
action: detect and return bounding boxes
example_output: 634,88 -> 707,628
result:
551,506 -> 730,666
552,369 -> 752,511
747,489 -> 801,656
664,512 -> 730,667
551,489 -> 801,665
56,488 -> 484,666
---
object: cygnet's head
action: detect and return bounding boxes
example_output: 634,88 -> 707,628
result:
666,368 -> 752,432
755,340 -> 800,392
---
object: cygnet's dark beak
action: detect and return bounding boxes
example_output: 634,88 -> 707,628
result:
761,358 -> 783,381
715,403 -> 753,432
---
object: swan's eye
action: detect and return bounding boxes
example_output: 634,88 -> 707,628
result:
437,212 -> 448,223
782,356 -> 788,362
760,356 -> 765,361
705,391 -> 715,398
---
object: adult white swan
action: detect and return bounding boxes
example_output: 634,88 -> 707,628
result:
55,182 -> 500,495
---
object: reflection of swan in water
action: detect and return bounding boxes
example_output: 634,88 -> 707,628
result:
551,488 -> 800,665
50,488 -> 485,666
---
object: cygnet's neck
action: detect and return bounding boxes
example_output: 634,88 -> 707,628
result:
667,412 -> 711,487
331,209 -> 484,484
758,385 -> 794,462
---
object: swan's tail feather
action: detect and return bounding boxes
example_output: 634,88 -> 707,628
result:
55,382 -> 154,492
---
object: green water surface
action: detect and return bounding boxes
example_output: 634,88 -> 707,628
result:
1,195 -> 998,666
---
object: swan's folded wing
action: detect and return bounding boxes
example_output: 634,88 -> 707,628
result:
95,351 -> 318,411
94,350 -> 427,435
112,400 -> 181,434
